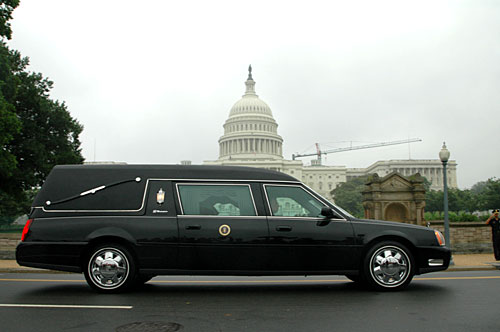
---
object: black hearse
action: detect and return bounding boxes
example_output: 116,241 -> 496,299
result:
17,165 -> 450,292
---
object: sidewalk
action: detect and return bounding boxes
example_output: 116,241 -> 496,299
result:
0,254 -> 498,274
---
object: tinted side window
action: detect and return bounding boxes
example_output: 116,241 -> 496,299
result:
177,184 -> 256,216
265,185 -> 326,217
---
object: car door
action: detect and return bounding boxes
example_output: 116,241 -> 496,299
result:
264,184 -> 357,272
175,182 -> 269,271
138,180 -> 179,270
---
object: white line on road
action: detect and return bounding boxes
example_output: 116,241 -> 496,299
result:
0,304 -> 132,309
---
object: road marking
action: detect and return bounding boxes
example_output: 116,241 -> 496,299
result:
0,278 -> 84,283
0,304 -> 132,309
414,276 -> 500,281
151,276 -> 500,283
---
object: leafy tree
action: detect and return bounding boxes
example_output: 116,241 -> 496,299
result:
425,179 -> 499,215
425,190 -> 443,212
0,0 -> 21,179
0,0 -> 19,40
0,93 -> 20,177
331,176 -> 369,218
481,178 -> 500,210
426,188 -> 477,213
0,3 -> 84,225
471,181 -> 488,195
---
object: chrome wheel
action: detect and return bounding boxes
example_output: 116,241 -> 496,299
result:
369,245 -> 411,288
87,247 -> 130,290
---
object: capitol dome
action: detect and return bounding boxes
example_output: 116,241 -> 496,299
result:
229,97 -> 273,117
229,74 -> 273,117
218,66 -> 283,161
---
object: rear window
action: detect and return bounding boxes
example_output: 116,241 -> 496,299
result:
177,184 -> 256,216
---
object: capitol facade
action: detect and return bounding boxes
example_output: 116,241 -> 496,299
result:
204,67 -> 457,202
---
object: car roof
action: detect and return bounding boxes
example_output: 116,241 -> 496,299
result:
52,164 -> 298,181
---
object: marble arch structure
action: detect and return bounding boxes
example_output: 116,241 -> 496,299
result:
362,172 -> 426,225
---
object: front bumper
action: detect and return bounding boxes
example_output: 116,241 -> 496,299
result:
416,245 -> 451,274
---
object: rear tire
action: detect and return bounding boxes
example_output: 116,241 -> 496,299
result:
84,244 -> 136,293
362,241 -> 414,291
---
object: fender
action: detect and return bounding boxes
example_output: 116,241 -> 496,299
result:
363,229 -> 418,247
86,227 -> 137,245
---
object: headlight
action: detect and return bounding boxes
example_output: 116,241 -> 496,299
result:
434,230 -> 445,246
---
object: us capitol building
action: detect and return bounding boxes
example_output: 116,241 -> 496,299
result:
204,67 -> 457,202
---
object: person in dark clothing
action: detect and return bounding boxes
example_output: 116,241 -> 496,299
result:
486,209 -> 500,260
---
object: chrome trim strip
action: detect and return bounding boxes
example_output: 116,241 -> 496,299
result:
80,185 -> 106,196
175,183 -> 258,217
428,259 -> 444,267
267,216 -> 349,222
26,215 -> 178,221
178,215 -> 267,219
150,178 -> 301,183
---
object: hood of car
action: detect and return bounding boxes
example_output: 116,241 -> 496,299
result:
352,218 -> 431,231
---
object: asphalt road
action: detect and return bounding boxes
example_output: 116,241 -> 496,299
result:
0,271 -> 499,332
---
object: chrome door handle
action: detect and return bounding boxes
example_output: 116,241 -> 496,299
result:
185,225 -> 201,230
276,225 -> 292,232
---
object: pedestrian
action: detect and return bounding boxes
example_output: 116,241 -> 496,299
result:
486,209 -> 500,260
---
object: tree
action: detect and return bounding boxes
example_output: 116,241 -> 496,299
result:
0,93 -> 20,177
0,1 -> 21,179
331,176 -> 369,218
425,190 -> 443,212
471,181 -> 488,195
0,3 -> 84,225
481,178 -> 500,210
0,0 -> 19,40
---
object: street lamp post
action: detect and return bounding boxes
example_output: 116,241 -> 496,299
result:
439,142 -> 454,265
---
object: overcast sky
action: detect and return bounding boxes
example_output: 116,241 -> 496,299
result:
7,0 -> 500,189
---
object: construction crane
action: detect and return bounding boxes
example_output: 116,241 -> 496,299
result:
292,138 -> 422,165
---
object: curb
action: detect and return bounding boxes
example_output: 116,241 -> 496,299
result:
446,266 -> 498,272
0,268 -> 70,274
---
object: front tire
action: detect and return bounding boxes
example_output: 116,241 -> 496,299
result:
363,241 -> 414,291
84,244 -> 136,293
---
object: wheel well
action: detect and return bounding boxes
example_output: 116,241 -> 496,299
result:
81,236 -> 137,270
360,236 -> 419,270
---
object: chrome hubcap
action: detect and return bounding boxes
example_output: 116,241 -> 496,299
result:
89,248 -> 129,289
370,246 -> 410,287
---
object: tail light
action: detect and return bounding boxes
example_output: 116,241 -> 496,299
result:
21,219 -> 33,242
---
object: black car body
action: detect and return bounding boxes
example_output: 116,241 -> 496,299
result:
17,165 -> 450,292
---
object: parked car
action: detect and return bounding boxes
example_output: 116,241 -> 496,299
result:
17,164 -> 450,292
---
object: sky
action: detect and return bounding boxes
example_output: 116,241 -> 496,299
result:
7,0 -> 500,189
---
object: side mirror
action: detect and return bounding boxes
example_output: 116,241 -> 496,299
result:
320,207 -> 335,219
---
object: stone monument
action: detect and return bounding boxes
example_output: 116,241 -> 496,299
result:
362,172 -> 426,225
